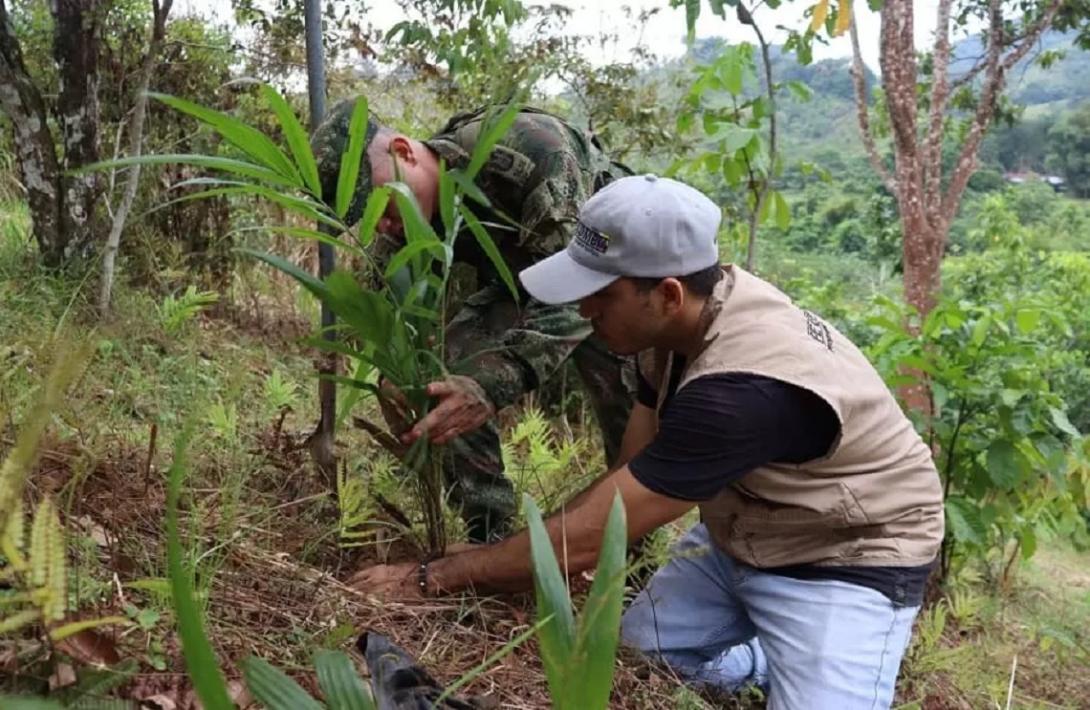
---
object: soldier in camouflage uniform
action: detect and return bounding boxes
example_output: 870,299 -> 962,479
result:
312,101 -> 634,543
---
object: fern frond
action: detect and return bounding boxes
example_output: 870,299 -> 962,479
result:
0,342 -> 90,534
44,499 -> 67,622
0,608 -> 40,634
29,498 -> 67,621
29,497 -> 50,589
1,495 -> 27,571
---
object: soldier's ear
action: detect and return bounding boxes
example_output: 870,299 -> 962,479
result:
388,136 -> 416,166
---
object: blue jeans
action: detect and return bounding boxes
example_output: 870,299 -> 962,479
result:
621,524 -> 919,709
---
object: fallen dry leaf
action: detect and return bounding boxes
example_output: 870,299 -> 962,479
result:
55,628 -> 122,666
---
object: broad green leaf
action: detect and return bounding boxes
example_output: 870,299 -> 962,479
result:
166,431 -> 233,710
1015,308 -> 1041,334
676,112 -> 695,135
719,49 -> 745,96
931,381 -> 949,415
314,649 -> 375,710
785,80 -> 813,101
466,102 -> 521,180
152,180 -> 342,231
241,249 -> 329,302
524,494 -> 576,699
242,656 -> 324,710
1049,407 -> 1080,437
945,496 -> 987,545
325,271 -> 396,345
260,84 -> 321,195
986,440 -> 1022,488
234,225 -> 365,260
758,190 -> 772,224
718,125 -> 758,154
999,389 -> 1025,407
970,315 -> 991,348
572,492 -> 628,710
386,182 -> 439,243
79,154 -> 299,189
773,191 -> 791,231
438,162 -> 456,234
335,97 -> 370,220
708,0 -> 727,17
336,359 -> 376,431
357,186 -> 392,250
448,169 -> 492,208
722,157 -> 744,185
384,240 -> 448,281
460,204 -> 520,304
150,93 -> 300,184
1018,526 -> 1037,560
898,354 -> 937,376
809,0 -> 830,32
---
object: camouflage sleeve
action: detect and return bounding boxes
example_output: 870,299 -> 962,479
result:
516,150 -> 592,260
446,287 -> 593,412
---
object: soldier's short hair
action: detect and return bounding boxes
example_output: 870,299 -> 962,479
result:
310,97 -> 385,225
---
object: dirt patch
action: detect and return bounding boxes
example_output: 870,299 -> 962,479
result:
10,432 -> 696,709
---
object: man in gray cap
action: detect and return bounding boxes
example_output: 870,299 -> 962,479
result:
311,101 -> 634,542
350,175 -> 945,708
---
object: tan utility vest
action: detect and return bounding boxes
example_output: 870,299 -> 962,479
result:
639,266 -> 944,568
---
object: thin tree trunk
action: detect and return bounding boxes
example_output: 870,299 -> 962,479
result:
98,0 -> 172,316
745,7 -> 775,272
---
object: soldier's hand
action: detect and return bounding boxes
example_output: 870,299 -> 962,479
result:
404,375 -> 495,446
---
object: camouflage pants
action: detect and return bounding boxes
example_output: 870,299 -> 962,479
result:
444,285 -> 635,543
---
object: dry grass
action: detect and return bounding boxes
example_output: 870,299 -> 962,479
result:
3,424 -> 696,709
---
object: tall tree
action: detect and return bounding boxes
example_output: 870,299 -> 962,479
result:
848,0 -> 1072,317
0,0 -> 104,265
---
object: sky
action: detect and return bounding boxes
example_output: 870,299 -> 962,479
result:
175,0 -> 949,74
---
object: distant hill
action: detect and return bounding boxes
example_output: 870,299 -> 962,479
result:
952,31 -> 1090,108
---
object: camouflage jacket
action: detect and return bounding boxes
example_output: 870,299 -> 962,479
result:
425,106 -> 631,282
374,108 -> 632,410
370,105 -> 627,285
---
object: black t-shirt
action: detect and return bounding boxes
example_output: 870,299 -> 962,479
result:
630,355 -> 932,607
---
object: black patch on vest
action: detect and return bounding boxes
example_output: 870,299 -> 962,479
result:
804,310 -> 833,351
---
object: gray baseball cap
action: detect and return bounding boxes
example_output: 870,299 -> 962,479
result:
519,175 -> 721,304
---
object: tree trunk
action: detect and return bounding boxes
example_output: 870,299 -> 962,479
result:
0,0 -> 63,263
99,0 -> 172,316
0,0 -> 104,265
52,0 -> 103,261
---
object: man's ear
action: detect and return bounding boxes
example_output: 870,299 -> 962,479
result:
388,136 -> 416,166
657,277 -> 685,315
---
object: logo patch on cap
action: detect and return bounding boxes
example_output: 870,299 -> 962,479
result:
574,221 -> 610,255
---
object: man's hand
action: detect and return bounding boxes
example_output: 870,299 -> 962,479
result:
348,562 -> 422,599
404,375 -> 495,445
